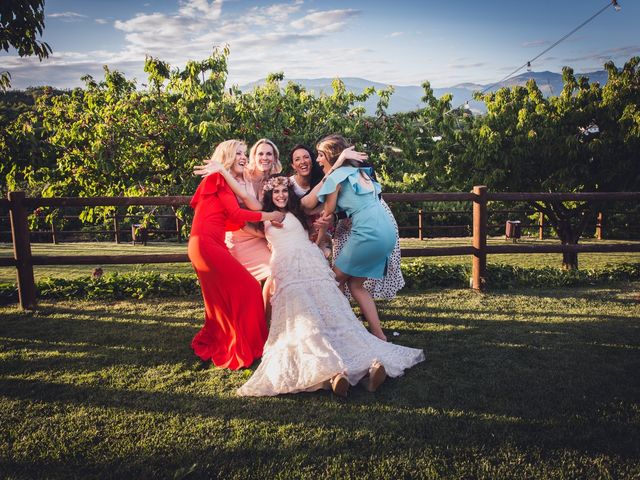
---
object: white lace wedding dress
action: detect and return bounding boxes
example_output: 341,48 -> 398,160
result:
237,213 -> 425,396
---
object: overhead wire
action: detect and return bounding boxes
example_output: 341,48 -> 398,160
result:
436,0 -> 622,121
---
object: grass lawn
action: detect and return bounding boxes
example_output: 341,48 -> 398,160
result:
1,285 -> 639,479
1,237 -> 638,283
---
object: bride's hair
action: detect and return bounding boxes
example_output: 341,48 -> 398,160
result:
262,174 -> 309,231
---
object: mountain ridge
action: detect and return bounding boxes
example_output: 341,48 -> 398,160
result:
239,70 -> 609,114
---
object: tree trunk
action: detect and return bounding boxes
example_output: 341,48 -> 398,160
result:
557,218 -> 580,270
533,201 -> 595,271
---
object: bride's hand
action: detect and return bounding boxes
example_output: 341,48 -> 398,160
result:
193,159 -> 225,177
331,146 -> 368,170
266,210 -> 285,228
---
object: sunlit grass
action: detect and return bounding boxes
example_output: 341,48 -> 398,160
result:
1,285 -> 639,478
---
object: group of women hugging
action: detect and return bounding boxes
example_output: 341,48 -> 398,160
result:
188,135 -> 424,397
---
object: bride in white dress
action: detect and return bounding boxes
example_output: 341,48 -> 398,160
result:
237,175 -> 424,397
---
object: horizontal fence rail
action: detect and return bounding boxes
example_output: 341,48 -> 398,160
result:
2,188 -> 640,309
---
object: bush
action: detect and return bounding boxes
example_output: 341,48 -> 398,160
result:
1,263 -> 639,304
400,261 -> 640,290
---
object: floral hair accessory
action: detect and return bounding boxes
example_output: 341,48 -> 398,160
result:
263,176 -> 292,192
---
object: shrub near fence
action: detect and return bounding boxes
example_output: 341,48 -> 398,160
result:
2,188 -> 640,309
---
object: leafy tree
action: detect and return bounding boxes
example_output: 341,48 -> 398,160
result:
449,57 -> 640,269
1,0 -> 51,91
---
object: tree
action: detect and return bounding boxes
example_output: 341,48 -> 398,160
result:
449,57 -> 640,269
0,0 -> 52,91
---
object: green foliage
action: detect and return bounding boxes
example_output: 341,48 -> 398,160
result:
35,272 -> 200,300
400,260 -> 640,290
0,0 -> 51,91
2,263 -> 638,304
2,52 -> 639,269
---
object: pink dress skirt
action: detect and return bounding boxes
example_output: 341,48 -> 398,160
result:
225,228 -> 271,281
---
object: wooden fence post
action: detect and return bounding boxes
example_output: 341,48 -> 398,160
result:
472,186 -> 487,291
175,216 -> 182,243
538,212 -> 544,240
8,191 -> 36,310
51,221 -> 57,244
596,212 -> 603,240
418,209 -> 423,241
113,216 -> 120,244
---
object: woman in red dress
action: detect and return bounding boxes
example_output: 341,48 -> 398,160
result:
189,140 -> 285,370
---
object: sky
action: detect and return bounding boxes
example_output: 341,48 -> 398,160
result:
2,0 -> 639,90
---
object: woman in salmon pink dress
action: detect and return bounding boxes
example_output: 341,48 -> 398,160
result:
189,140 -> 285,370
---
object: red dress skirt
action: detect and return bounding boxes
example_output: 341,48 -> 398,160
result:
188,173 -> 268,369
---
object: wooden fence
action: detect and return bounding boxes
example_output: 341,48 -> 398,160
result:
2,188 -> 640,310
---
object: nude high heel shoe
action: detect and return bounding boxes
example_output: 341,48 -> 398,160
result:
331,373 -> 349,397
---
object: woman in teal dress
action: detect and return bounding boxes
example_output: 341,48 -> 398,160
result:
315,135 -> 395,341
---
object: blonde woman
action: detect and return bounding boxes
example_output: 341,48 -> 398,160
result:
222,138 -> 281,283
189,140 -> 284,370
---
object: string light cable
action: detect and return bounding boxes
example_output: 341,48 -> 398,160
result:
435,0 -> 623,123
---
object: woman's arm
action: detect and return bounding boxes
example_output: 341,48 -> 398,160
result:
301,147 -> 367,209
322,185 -> 341,217
217,186 -> 284,224
241,223 -> 266,238
194,160 -> 263,210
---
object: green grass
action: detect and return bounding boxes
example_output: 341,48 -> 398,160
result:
1,237 -> 638,283
1,285 -> 639,479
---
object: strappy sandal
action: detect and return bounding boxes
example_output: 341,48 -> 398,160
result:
365,362 -> 387,392
330,373 -> 349,397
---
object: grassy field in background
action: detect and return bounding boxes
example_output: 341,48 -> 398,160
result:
1,237 -> 639,283
1,285 -> 639,478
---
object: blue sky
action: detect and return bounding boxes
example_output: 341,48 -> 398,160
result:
3,0 -> 639,90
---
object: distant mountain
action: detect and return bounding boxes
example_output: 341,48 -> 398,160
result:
239,70 -> 609,115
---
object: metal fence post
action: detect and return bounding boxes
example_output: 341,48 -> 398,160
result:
8,191 -> 37,309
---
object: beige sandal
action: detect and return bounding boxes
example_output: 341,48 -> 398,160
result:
331,373 -> 349,397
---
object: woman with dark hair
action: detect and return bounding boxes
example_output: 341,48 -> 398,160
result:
288,144 -> 324,198
237,174 -> 424,397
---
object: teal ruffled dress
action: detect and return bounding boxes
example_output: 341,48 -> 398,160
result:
317,167 -> 396,279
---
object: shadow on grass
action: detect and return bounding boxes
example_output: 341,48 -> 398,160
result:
1,292 -> 639,478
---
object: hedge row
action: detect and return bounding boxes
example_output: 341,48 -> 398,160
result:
1,263 -> 639,305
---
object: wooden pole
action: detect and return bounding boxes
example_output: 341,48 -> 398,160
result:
8,191 -> 36,310
175,215 -> 182,244
538,212 -> 544,240
472,186 -> 487,291
51,221 -> 57,244
113,216 -> 120,244
418,209 -> 423,241
596,212 -> 603,240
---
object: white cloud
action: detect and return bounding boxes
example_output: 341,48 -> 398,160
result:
290,9 -> 359,33
48,12 -> 87,21
522,40 -> 549,48
95,19 -> 109,25
388,32 -> 404,38
178,0 -> 223,20
7,1 -> 374,89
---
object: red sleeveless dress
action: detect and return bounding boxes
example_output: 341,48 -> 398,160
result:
188,173 -> 267,369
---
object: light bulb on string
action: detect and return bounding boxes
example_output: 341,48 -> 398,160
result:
526,61 -> 532,72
